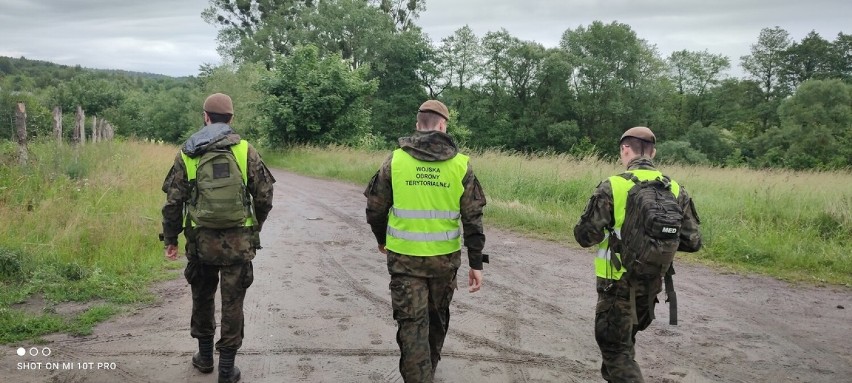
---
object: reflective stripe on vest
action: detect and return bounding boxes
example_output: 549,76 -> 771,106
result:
180,140 -> 254,227
595,169 -> 680,280
386,149 -> 468,256
391,207 -> 461,220
387,227 -> 461,241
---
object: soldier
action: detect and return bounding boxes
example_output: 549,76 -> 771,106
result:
574,126 -> 702,383
365,100 -> 487,383
161,93 -> 275,383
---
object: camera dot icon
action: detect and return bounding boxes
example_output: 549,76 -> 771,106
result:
17,347 -> 25,356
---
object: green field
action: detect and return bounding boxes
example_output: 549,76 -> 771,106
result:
263,145 -> 852,286
0,140 -> 179,343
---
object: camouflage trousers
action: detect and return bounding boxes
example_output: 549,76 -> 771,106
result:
387,251 -> 461,383
184,260 -> 254,351
595,277 -> 660,383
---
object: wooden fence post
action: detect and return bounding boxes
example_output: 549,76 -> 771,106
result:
74,106 -> 85,145
53,106 -> 62,145
105,122 -> 114,140
91,116 -> 98,143
99,119 -> 109,141
15,102 -> 28,166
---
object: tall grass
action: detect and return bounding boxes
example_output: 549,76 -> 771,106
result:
264,146 -> 852,286
0,140 -> 178,343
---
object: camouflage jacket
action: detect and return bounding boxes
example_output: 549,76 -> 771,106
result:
573,157 -> 702,253
365,130 -> 487,269
161,123 -> 275,265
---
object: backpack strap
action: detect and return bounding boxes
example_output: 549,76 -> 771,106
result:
659,175 -> 673,190
618,172 -> 640,184
665,264 -> 678,325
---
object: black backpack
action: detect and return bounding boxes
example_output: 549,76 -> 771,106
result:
618,172 -> 683,281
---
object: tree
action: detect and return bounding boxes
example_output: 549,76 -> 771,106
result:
103,89 -> 144,139
741,26 -> 792,130
417,43 -> 445,99
298,0 -> 396,70
776,79 -> 852,168
505,40 -> 546,108
203,0 -> 423,66
560,21 -> 663,145
145,85 -> 201,143
783,31 -> 834,88
533,48 -> 576,123
742,26 -> 792,99
667,50 -> 730,96
50,73 -> 126,119
202,0 -> 315,66
0,93 -> 52,139
684,123 -> 733,164
469,30 -> 515,146
438,25 -> 481,94
258,45 -> 377,145
831,32 -> 852,82
367,29 -> 430,141
703,78 -> 764,139
370,0 -> 425,32
655,140 -> 709,165
544,120 -> 581,152
666,50 -> 731,129
198,63 -> 267,140
480,29 -> 514,94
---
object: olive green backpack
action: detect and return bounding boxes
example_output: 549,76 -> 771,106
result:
186,148 -> 253,229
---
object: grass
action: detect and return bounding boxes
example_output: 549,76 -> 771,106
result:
0,139 -> 180,344
263,145 -> 852,286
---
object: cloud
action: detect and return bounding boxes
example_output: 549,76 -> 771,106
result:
0,0 -> 219,76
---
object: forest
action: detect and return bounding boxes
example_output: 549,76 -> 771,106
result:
1,0 -> 850,170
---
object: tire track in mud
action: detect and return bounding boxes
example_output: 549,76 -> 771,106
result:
685,282 -> 847,381
486,279 -> 564,316
295,182 -> 546,325
68,347 -> 583,373
289,174 -> 591,376
312,224 -> 586,376
501,297 -> 528,382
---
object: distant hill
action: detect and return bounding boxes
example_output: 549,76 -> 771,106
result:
0,56 -> 175,80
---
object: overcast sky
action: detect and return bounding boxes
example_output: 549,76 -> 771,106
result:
0,0 -> 849,77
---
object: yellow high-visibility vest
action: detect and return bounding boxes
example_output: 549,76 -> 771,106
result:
386,149 -> 468,256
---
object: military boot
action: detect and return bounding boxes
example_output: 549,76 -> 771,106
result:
192,337 -> 214,373
218,349 -> 241,383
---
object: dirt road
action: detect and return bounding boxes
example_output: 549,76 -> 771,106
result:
3,169 -> 851,382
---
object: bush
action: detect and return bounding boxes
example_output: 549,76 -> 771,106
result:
656,140 -> 709,165
0,247 -> 24,281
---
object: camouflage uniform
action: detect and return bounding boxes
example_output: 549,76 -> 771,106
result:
574,157 -> 701,383
365,130 -> 487,383
162,123 -> 275,352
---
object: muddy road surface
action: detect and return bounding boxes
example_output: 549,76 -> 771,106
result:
3,169 -> 850,383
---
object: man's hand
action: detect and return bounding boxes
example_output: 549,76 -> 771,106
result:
468,269 -> 483,293
378,244 -> 387,254
164,244 -> 179,261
